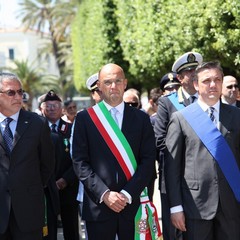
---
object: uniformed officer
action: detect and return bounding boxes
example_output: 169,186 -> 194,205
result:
86,73 -> 103,104
154,52 -> 203,240
160,72 -> 181,96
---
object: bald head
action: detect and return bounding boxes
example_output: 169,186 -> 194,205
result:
97,63 -> 127,106
221,75 -> 239,105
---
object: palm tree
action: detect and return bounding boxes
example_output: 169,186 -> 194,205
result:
2,59 -> 60,108
17,0 -> 79,96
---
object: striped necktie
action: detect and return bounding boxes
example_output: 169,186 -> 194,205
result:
3,117 -> 13,154
208,107 -> 215,122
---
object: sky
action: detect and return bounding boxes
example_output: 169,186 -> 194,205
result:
0,0 -> 21,28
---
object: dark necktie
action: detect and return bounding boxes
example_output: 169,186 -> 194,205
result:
189,95 -> 196,104
51,123 -> 57,133
208,107 -> 215,122
3,118 -> 13,154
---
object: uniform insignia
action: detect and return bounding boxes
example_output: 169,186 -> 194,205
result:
187,53 -> 196,63
168,73 -> 174,82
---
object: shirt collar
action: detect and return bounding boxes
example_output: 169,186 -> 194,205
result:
197,99 -> 220,114
0,111 -> 20,123
102,100 -> 125,114
182,88 -> 198,99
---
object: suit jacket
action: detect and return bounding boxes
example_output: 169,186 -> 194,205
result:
72,103 -> 156,221
55,118 -> 79,206
154,89 -> 191,192
165,103 -> 240,220
0,110 -> 54,233
236,100 -> 240,108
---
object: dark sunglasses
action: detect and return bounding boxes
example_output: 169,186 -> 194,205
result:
0,89 -> 24,97
226,84 -> 239,89
125,102 -> 139,108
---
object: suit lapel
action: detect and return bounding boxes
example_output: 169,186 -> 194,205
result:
219,103 -> 233,137
12,110 -> 31,149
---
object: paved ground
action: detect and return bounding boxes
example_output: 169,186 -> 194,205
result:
58,167 -> 162,239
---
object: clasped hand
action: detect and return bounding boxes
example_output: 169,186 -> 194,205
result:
103,191 -> 128,213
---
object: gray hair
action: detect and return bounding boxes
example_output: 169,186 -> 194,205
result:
0,72 -> 22,89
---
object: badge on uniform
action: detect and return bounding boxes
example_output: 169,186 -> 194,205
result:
64,138 -> 69,152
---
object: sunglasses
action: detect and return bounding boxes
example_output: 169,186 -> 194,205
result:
226,84 -> 239,89
125,102 -> 139,108
0,89 -> 24,97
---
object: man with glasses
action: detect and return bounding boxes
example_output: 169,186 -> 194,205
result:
0,73 -> 54,240
221,75 -> 240,107
40,90 -> 80,240
123,88 -> 140,108
154,52 -> 203,240
71,63 -> 159,240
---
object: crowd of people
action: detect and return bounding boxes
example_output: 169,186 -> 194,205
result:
0,51 -> 240,240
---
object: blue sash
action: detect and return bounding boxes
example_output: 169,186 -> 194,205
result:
167,92 -> 185,111
181,103 -> 240,202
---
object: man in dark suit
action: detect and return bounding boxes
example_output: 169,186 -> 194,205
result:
71,63 -> 156,240
154,52 -> 203,240
0,73 -> 54,240
221,75 -> 240,107
165,61 -> 240,240
40,90 -> 79,240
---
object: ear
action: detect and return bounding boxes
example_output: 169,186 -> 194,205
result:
124,78 -> 128,89
193,80 -> 199,91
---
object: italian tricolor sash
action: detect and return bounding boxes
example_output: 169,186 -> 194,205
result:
87,102 -> 162,240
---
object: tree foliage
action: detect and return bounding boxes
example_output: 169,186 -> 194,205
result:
72,0 -> 240,92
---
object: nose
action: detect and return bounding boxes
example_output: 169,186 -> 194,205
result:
210,80 -> 216,87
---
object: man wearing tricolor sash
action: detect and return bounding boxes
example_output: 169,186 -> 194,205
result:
165,61 -> 240,240
71,63 -> 161,239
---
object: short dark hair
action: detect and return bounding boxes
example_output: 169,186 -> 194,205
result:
194,61 -> 224,81
63,99 -> 75,108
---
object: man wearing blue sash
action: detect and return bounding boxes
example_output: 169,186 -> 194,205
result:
165,61 -> 240,240
154,51 -> 203,240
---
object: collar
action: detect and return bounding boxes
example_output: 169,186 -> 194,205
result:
0,111 -> 20,123
182,88 -> 198,99
102,100 -> 125,115
221,97 -> 236,106
48,119 -> 60,128
197,99 -> 220,114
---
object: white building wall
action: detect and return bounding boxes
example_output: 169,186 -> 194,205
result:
0,27 -> 59,76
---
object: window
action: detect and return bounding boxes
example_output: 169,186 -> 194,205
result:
9,48 -> 15,60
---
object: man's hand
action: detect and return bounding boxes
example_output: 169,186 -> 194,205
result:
103,191 -> 127,213
56,178 -> 67,190
171,212 -> 186,232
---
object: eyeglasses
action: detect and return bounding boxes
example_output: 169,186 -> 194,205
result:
44,103 -> 61,110
226,84 -> 239,89
0,89 -> 24,97
103,79 -> 124,87
125,102 -> 139,108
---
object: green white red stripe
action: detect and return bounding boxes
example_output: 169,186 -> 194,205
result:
87,102 -> 162,240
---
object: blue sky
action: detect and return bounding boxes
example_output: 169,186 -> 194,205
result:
0,0 -> 21,28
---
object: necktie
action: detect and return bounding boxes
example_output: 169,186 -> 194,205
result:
208,107 -> 215,122
51,123 -> 57,133
3,118 -> 13,154
189,95 -> 196,104
110,108 -> 119,126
